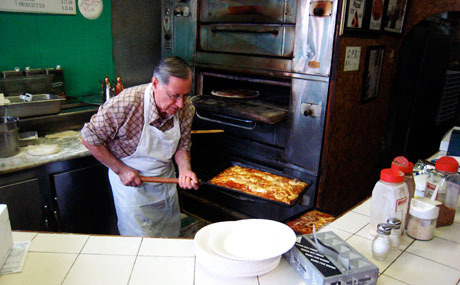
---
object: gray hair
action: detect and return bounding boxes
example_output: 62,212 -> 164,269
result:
153,56 -> 192,85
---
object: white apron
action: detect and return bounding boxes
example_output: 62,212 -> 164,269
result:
109,83 -> 181,237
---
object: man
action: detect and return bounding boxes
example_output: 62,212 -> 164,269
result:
81,56 -> 199,237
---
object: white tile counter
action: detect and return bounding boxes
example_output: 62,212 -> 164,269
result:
1,198 -> 460,285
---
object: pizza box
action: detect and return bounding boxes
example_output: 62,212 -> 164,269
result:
285,231 -> 379,285
202,161 -> 312,207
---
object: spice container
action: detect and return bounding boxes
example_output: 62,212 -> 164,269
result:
371,223 -> 392,261
391,157 -> 415,229
370,168 -> 409,236
387,218 -> 401,251
406,198 -> 441,240
425,156 -> 459,227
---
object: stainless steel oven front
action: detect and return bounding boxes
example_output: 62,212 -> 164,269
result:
161,0 -> 339,222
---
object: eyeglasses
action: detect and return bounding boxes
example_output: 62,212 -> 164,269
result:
164,87 -> 190,101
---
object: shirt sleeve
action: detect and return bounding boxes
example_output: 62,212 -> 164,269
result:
80,94 -> 134,146
177,97 -> 195,151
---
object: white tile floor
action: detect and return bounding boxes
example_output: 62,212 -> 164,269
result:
2,198 -> 460,285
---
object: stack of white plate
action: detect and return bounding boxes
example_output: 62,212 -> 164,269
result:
194,219 -> 296,277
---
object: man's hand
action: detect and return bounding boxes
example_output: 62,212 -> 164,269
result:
178,169 -> 199,190
118,166 -> 142,187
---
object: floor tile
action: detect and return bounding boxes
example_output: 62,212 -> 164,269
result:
0,252 -> 77,285
129,256 -> 194,285
29,233 -> 88,253
195,262 -> 258,285
258,258 -> 307,285
138,238 -> 194,257
377,275 -> 408,284
81,236 -> 141,255
406,237 -> 460,269
345,235 -> 402,273
63,254 -> 135,285
435,222 -> 460,244
318,225 -> 354,241
384,252 -> 460,285
12,231 -> 37,242
327,211 -> 369,234
356,224 -> 414,250
351,198 -> 371,217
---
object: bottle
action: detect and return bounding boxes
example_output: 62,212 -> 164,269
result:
115,76 -> 124,95
371,223 -> 392,261
387,218 -> 401,251
104,76 -> 113,102
391,156 -> 415,229
424,156 -> 459,227
369,168 -> 409,236
406,197 -> 441,240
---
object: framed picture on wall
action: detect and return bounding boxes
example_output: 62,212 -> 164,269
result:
342,0 -> 386,34
344,0 -> 368,33
361,46 -> 385,102
382,0 -> 409,33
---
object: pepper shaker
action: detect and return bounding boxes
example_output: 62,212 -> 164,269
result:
387,218 -> 401,251
371,223 -> 392,261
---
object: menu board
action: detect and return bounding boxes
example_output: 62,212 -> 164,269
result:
0,0 -> 76,15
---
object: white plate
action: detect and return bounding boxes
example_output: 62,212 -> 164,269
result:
194,222 -> 281,277
208,219 -> 296,261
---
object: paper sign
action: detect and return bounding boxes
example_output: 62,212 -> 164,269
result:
0,0 -> 76,15
0,241 -> 30,274
344,47 -> 361,71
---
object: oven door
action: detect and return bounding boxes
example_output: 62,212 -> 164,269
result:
199,0 -> 297,24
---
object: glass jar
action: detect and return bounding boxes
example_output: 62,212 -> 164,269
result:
424,156 -> 459,227
371,223 -> 392,261
406,197 -> 441,240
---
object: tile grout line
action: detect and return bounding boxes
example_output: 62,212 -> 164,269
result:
401,250 -> 460,272
60,235 -> 90,285
126,237 -> 144,285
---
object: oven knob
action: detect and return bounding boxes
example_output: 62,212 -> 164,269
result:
164,34 -> 171,41
301,103 -> 322,118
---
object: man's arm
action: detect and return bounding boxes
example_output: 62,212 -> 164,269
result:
174,149 -> 199,190
81,138 -> 142,187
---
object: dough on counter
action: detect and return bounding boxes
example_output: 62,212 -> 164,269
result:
45,130 -> 80,139
27,144 -> 61,156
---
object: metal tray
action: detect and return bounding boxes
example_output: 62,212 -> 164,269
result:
0,94 -> 65,118
202,161 -> 311,207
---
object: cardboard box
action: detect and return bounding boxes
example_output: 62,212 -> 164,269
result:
0,205 -> 14,271
285,231 -> 379,285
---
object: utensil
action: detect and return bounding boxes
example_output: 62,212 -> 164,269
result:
191,129 -> 224,134
312,224 -> 350,270
140,176 -> 179,183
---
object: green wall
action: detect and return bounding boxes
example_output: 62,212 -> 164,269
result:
0,0 -> 115,98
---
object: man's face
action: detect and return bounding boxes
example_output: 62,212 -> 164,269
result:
152,75 -> 192,116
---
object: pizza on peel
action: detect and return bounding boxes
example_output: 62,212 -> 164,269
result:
210,89 -> 259,99
208,165 -> 308,205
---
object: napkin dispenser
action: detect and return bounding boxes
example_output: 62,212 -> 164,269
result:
0,204 -> 14,271
285,231 -> 379,285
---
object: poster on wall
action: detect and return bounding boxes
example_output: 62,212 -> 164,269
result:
362,46 -> 385,102
383,0 -> 409,33
0,0 -> 76,15
369,0 -> 385,31
344,47 -> 361,71
345,0 -> 366,31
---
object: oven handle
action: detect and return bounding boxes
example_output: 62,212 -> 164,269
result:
210,27 -> 279,36
196,111 -> 257,130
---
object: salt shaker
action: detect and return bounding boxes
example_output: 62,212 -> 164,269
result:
371,223 -> 392,261
387,218 -> 401,251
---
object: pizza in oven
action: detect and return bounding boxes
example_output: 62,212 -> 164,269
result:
208,165 -> 308,205
210,89 -> 259,99
286,210 -> 335,234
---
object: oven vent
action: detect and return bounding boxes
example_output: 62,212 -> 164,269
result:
436,70 -> 460,125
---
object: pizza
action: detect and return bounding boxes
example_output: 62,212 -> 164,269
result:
208,165 -> 308,205
286,210 -> 335,234
210,89 -> 259,99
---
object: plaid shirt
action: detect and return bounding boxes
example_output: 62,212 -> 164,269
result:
81,83 -> 195,159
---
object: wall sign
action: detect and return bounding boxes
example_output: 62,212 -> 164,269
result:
0,0 -> 76,15
344,46 -> 361,71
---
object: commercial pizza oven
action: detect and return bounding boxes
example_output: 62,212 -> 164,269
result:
161,0 -> 339,222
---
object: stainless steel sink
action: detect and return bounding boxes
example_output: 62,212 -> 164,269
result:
0,94 -> 65,118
